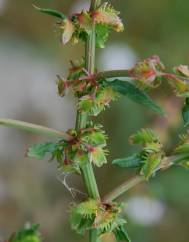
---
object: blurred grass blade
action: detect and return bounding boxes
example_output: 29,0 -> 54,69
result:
33,5 -> 66,19
108,79 -> 165,115
0,118 -> 70,140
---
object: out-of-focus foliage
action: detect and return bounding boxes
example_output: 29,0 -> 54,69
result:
0,1 -> 189,242
8,224 -> 41,242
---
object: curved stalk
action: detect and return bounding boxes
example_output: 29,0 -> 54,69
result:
103,175 -> 145,203
0,118 -> 71,140
103,155 -> 188,202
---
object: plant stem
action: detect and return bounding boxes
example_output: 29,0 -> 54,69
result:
75,1 -> 101,241
97,69 -> 130,80
81,159 -> 100,198
96,70 -> 189,83
103,175 -> 145,202
103,154 -> 189,202
75,0 -> 100,199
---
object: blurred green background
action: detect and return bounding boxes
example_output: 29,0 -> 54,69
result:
0,0 -> 189,242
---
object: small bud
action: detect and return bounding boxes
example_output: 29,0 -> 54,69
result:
93,3 -> 124,32
129,55 -> 165,89
56,75 -> 70,97
60,19 -> 75,44
168,76 -> 189,97
174,65 -> 189,77
76,11 -> 92,33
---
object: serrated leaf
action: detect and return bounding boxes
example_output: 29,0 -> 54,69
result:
112,153 -> 142,168
93,3 -> 124,32
107,80 -> 165,115
90,147 -> 107,167
27,142 -> 60,160
70,200 -> 98,234
82,131 -> 106,147
129,129 -> 160,145
0,119 -> 70,139
174,142 -> 189,154
95,211 -> 115,232
96,24 -> 110,48
74,199 -> 98,217
114,225 -> 131,242
141,153 -> 162,179
33,5 -> 66,19
70,212 -> 95,235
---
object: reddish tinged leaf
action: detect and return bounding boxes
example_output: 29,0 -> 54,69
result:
76,11 -> 92,33
92,3 -> 124,32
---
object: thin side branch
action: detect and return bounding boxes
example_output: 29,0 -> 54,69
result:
97,70 -> 189,83
97,70 -> 130,80
103,155 -> 189,202
0,118 -> 72,140
103,175 -> 145,203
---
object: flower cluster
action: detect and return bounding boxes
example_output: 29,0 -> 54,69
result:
113,129 -> 165,180
70,199 -> 130,241
128,55 -> 165,90
34,2 -> 124,48
27,125 -> 108,173
57,60 -> 118,116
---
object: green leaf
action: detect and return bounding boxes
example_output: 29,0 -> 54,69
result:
90,147 -> 107,167
174,143 -> 189,154
114,225 -> 131,242
112,153 -> 142,168
9,224 -> 41,242
0,119 -> 70,139
27,142 -> 60,160
129,128 -> 160,145
107,79 -> 165,115
81,128 -> 107,147
33,5 -> 66,19
96,24 -> 110,48
141,153 -> 162,180
70,199 -> 97,234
